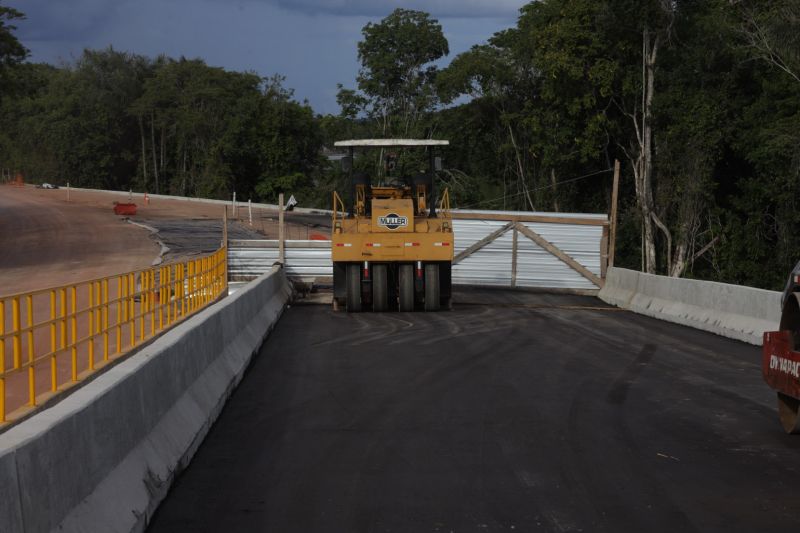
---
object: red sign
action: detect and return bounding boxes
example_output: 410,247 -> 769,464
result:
763,330 -> 800,399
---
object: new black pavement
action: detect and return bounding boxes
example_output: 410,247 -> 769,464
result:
148,288 -> 800,532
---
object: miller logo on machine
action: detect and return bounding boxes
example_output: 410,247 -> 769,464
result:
378,213 -> 408,230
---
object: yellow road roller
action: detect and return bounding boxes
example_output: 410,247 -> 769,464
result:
331,139 -> 453,312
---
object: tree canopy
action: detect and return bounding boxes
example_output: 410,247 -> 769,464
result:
2,1 -> 800,289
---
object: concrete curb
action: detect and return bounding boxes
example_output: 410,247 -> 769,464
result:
125,219 -> 170,266
599,267 -> 781,345
71,186 -> 333,216
0,268 -> 291,533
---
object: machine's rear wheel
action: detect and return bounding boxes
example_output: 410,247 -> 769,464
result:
777,392 -> 800,434
399,264 -> 414,312
424,263 -> 440,311
373,264 -> 388,312
346,263 -> 361,312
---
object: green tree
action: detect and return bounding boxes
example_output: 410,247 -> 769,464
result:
0,2 -> 28,102
338,8 -> 449,139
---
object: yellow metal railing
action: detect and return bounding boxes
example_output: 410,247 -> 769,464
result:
0,247 -> 228,425
332,191 -> 346,233
438,187 -> 451,216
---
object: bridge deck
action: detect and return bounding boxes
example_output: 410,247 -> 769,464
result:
148,289 -> 799,533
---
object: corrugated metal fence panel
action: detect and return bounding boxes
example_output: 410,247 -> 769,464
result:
451,219 -> 603,289
453,220 -> 513,286
516,222 -> 602,290
228,244 -> 279,280
228,240 -> 332,280
284,246 -> 333,278
229,213 -> 606,289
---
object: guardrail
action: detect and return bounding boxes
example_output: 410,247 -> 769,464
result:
598,267 -> 780,345
0,247 -> 227,425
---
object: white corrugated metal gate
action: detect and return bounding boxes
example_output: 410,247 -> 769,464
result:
228,210 -> 609,290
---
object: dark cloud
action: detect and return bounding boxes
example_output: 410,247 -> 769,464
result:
11,0 -> 522,113
14,0 -> 124,41
264,0 -> 523,19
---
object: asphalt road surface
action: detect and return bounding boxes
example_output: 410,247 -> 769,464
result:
138,218 -> 263,260
148,288 -> 799,533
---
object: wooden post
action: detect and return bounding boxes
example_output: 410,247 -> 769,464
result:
600,225 -> 609,279
222,206 -> 228,248
511,227 -> 519,288
608,159 -> 621,268
278,193 -> 285,264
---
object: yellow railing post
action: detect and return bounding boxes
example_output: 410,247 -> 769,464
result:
12,296 -> 20,370
70,286 -> 77,382
102,279 -> 109,362
51,291 -> 57,392
172,265 -> 178,322
178,264 -> 185,318
26,294 -> 35,406
203,257 -> 209,305
166,265 -> 172,326
88,283 -> 95,371
121,276 -> 128,322
50,291 -> 56,354
139,274 -> 145,342
116,276 -> 123,355
128,274 -> 135,347
94,281 -> 103,333
189,260 -> 197,313
149,270 -> 155,337
59,288 -> 67,350
157,267 -> 163,331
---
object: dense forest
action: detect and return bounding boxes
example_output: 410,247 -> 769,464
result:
1,1 -> 799,290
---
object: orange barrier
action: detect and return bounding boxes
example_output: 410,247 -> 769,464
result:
113,202 -> 137,215
0,247 -> 227,425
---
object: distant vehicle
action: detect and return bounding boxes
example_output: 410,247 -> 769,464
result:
37,183 -> 59,189
763,261 -> 800,433
331,138 -> 453,312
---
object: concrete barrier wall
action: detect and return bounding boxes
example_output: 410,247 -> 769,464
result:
0,267 -> 292,533
68,186 -> 331,215
599,267 -> 781,345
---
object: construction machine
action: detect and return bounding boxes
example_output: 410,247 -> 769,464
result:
331,139 -> 453,312
763,261 -> 800,433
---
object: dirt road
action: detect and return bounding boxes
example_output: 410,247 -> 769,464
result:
0,186 -> 160,295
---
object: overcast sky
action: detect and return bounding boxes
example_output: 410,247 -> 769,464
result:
13,0 -> 527,114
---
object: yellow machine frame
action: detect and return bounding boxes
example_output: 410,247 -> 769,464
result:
330,139 -> 454,312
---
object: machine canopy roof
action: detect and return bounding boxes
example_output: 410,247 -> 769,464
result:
334,139 -> 449,148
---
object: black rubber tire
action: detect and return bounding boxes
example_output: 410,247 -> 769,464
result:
399,264 -> 414,312
424,263 -> 440,311
346,263 -> 361,312
373,264 -> 388,312
778,392 -> 800,434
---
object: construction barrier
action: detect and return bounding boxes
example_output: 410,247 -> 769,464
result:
598,267 -> 781,345
0,247 -> 227,425
0,266 -> 290,533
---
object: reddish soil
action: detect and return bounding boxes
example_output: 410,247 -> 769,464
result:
0,185 -> 324,423
0,186 -> 326,296
0,186 -> 161,296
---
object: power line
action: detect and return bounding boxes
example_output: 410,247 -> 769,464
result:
457,167 -> 614,209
